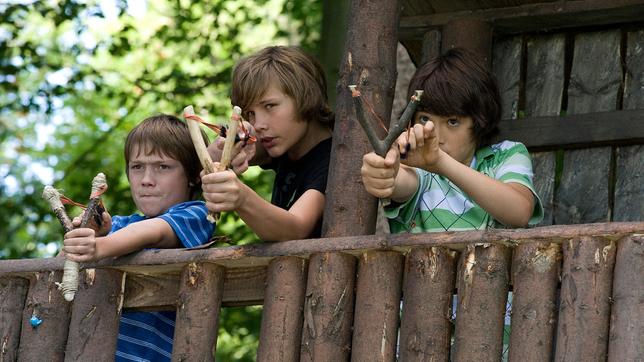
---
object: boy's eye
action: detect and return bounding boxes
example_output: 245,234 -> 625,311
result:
159,164 -> 171,170
130,164 -> 142,170
447,118 -> 460,127
419,115 -> 431,124
265,103 -> 275,110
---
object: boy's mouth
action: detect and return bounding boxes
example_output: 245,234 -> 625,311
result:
261,137 -> 276,148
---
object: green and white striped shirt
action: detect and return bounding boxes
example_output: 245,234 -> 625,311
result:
386,141 -> 544,233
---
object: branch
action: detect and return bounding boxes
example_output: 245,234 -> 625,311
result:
350,85 -> 423,156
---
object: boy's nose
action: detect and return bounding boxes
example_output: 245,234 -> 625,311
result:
140,168 -> 155,185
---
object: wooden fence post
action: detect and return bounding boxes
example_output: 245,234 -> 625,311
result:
509,241 -> 561,361
555,236 -> 616,362
607,235 -> 643,362
350,251 -> 404,361
172,262 -> 225,361
399,247 -> 456,361
257,256 -> 308,362
65,269 -> 125,360
453,244 -> 511,362
300,253 -> 356,361
0,277 -> 29,361
18,271 -> 71,362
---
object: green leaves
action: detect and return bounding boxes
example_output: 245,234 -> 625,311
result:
0,0 -> 322,259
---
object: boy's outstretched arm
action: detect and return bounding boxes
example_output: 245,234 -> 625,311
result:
361,148 -> 419,203
202,169 -> 322,241
402,122 -> 535,228
433,154 -> 535,228
63,218 -> 180,262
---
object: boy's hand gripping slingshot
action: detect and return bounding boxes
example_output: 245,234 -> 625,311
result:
42,172 -> 107,301
183,105 -> 244,223
350,85 -> 423,157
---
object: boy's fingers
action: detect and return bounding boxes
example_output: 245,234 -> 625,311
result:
383,148 -> 399,167
423,120 -> 436,139
413,124 -> 425,148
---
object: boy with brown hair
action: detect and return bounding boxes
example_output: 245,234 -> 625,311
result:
203,45 -> 334,240
63,114 -> 214,361
361,48 -> 543,232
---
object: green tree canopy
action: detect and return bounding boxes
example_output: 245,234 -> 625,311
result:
0,0 -> 323,258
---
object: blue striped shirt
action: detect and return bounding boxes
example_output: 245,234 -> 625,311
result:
111,201 -> 214,362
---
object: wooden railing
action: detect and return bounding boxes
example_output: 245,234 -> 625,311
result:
1,221 -> 642,361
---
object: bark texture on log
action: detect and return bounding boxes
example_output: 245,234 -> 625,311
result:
257,257 -> 308,362
607,235 -> 643,362
65,269 -> 125,361
0,277 -> 29,362
555,236 -> 616,362
399,247 -> 456,362
350,251 -> 404,362
509,241 -> 561,362
453,244 -> 511,362
322,0 -> 401,238
172,262 -> 225,362
18,271 -> 71,362
300,252 -> 356,361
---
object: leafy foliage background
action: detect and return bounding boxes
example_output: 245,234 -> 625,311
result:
0,0 -> 327,360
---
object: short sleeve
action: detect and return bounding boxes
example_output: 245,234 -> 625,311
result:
158,201 -> 215,248
491,141 -> 544,225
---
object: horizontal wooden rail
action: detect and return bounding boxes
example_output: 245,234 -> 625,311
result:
494,109 -> 644,151
1,222 -> 642,276
399,0 -> 644,38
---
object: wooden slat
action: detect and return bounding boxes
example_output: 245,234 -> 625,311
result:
615,29 -> 644,221
555,236 -> 616,361
172,262 -> 225,361
508,242 -> 561,361
123,266 -> 266,310
398,247 -> 456,361
18,271 -> 71,362
453,245 -> 511,361
524,34 -> 565,226
0,277 -> 29,361
400,0 -> 644,36
300,252 -> 356,362
257,257 -> 308,362
1,223 -> 644,277
608,235 -> 644,362
555,30 -> 621,225
350,251 -> 404,361
65,269 -> 125,361
493,109 -> 644,150
492,36 -> 522,120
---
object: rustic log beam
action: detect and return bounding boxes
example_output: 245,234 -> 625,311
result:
399,0 -> 644,38
1,222 -> 643,276
18,271 -> 71,361
350,251 -> 404,361
257,257 -> 308,362
494,107 -> 644,151
65,268 -> 125,361
453,244 -> 511,362
398,247 -> 456,361
508,242 -> 561,361
172,262 -> 225,361
300,253 -> 356,361
607,234 -> 643,362
555,236 -> 617,361
0,277 -> 29,361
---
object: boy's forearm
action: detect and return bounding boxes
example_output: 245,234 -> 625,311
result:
96,219 -> 180,259
434,154 -> 534,227
390,165 -> 419,203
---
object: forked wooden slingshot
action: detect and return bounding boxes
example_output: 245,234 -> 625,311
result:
42,172 -> 107,301
349,85 -> 423,156
184,105 -> 242,223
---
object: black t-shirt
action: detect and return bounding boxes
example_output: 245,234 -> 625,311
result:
262,137 -> 332,237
